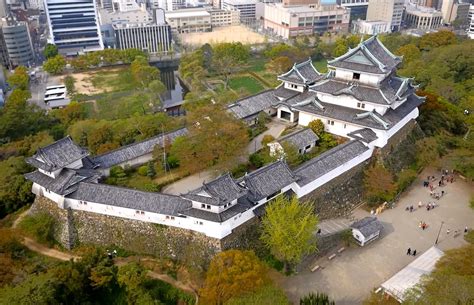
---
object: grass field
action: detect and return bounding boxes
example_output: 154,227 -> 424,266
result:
229,76 -> 265,95
89,68 -> 135,92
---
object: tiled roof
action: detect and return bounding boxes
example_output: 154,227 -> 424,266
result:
179,199 -> 253,222
328,36 -> 401,74
67,182 -> 192,216
294,140 -> 370,186
227,89 -> 279,120
26,136 -> 89,171
240,161 -> 297,201
277,128 -> 319,150
293,93 -> 423,130
94,128 -> 188,169
273,84 -> 299,100
351,217 -> 383,237
278,58 -> 325,85
310,77 -> 411,105
347,128 -> 378,143
25,168 -> 98,195
202,173 -> 246,205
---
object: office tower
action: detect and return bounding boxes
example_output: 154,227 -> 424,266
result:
44,0 -> 104,55
0,16 -> 34,67
367,0 -> 404,31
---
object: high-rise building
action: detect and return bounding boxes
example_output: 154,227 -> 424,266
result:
404,4 -> 443,30
441,0 -> 470,23
468,4 -> 474,38
44,0 -> 104,55
367,0 -> 404,31
222,0 -> 258,24
113,23 -> 172,53
0,17 -> 34,68
338,0 -> 369,21
0,0 -> 8,17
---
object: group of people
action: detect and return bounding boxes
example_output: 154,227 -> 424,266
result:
407,248 -> 417,256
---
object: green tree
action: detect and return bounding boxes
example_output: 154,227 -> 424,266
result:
266,56 -> 293,75
279,142 -> 301,167
225,284 -> 289,305
395,44 -> 421,66
308,119 -> 325,137
200,250 -> 269,305
261,135 -> 275,147
18,212 -> 56,246
0,273 -> 59,305
300,292 -> 335,305
130,56 -> 160,88
8,66 -> 29,90
363,163 -> 397,205
146,162 -> 156,178
64,75 -> 76,94
261,195 -> 318,271
419,30 -> 457,51
170,104 -> 248,173
52,101 -> 85,126
43,43 -> 59,59
43,55 -> 67,75
212,42 -> 250,88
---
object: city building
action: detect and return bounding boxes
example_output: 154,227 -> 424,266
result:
404,4 -> 443,30
0,0 -> 7,17
99,6 -> 153,24
0,28 -> 9,67
441,0 -> 470,24
352,19 -> 391,34
165,8 -> 212,33
44,0 -> 104,55
222,0 -> 258,24
0,16 -> 34,67
25,36 -> 424,243
209,8 -> 240,26
113,22 -> 172,53
468,4 -> 474,38
337,0 -> 369,22
367,0 -> 404,31
259,3 -> 350,39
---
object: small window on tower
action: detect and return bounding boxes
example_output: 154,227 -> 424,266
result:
353,73 -> 361,80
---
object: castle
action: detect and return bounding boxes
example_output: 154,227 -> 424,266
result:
25,36 -> 424,244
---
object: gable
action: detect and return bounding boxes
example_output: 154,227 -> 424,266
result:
344,50 -> 375,66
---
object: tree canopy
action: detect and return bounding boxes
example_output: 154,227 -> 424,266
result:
200,250 -> 269,305
43,55 -> 67,75
7,66 -> 29,90
43,43 -> 58,59
212,42 -> 250,88
261,195 -> 318,269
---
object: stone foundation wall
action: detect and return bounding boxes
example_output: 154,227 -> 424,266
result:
30,196 -> 219,259
300,160 -> 371,220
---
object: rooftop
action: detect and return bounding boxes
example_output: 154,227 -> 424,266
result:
165,9 -> 211,18
294,140 -> 370,186
25,168 -> 98,196
240,160 -> 297,201
346,128 -> 378,143
227,89 -> 279,120
278,58 -> 325,85
93,128 -> 188,169
68,182 -> 192,216
328,35 -> 401,74
276,128 -> 319,150
350,216 -> 383,237
26,136 -> 89,172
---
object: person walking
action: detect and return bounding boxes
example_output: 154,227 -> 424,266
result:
465,227 -> 469,233
412,250 -> 417,256
447,229 -> 450,235
407,248 -> 411,255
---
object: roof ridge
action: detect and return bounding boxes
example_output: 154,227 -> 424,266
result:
76,181 -> 185,199
94,127 -> 187,158
276,128 -> 310,141
230,89 -> 275,104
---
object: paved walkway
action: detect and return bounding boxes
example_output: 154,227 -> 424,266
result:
317,218 -> 353,237
276,168 -> 474,305
163,119 -> 289,195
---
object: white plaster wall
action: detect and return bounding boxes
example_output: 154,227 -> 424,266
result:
298,111 -> 368,138
284,82 -> 304,93
316,92 -> 388,114
335,69 -> 385,86
277,105 -> 297,122
294,146 -> 374,197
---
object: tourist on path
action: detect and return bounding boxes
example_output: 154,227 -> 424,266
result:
412,250 -> 417,256
407,248 -> 411,255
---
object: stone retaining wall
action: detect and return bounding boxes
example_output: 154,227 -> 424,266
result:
30,196 -> 219,259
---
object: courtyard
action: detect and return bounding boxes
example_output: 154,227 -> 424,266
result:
179,25 -> 267,46
276,168 -> 474,304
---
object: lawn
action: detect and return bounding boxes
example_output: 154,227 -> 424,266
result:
95,91 -> 149,120
89,68 -> 135,92
313,59 -> 328,73
229,76 -> 265,95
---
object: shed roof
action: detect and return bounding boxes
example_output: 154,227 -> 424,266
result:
26,136 -> 89,171
277,128 -> 319,150
350,217 -> 383,237
25,168 -> 98,195
294,140 -> 370,186
381,246 -> 444,302
227,89 -> 278,120
347,128 -> 378,143
93,128 -> 188,169
67,182 -> 191,216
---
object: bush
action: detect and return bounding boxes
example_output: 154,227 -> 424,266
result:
261,135 -> 275,147
465,230 -> 474,244
300,292 -> 335,305
396,168 -> 418,192
249,152 -> 265,168
19,212 -> 56,246
137,166 -> 148,176
231,163 -> 250,178
167,155 -> 179,169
